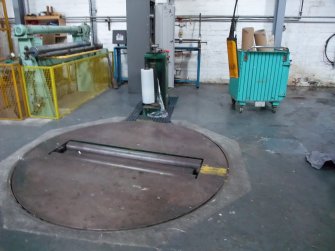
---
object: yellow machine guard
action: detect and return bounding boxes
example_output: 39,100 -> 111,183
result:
227,38 -> 239,78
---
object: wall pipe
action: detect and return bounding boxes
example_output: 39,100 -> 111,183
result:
4,15 -> 335,25
6,15 -> 335,20
299,0 -> 305,18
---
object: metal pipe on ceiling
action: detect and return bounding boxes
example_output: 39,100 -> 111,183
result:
4,15 -> 335,25
7,14 -> 334,20
68,17 -> 335,24
175,14 -> 335,19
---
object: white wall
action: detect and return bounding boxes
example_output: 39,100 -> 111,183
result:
6,0 -> 335,86
174,0 -> 335,85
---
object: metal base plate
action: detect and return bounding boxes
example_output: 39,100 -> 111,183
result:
127,97 -> 178,123
11,121 -> 228,231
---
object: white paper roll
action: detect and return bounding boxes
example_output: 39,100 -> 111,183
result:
141,69 -> 155,104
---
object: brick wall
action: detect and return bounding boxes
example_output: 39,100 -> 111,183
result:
7,0 -> 335,86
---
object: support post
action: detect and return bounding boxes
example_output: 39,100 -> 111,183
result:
2,0 -> 15,53
12,0 -> 25,25
88,0 -> 98,45
126,0 -> 154,94
272,0 -> 287,47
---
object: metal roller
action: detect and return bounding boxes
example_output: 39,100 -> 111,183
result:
14,24 -> 89,37
53,140 -> 203,175
36,44 -> 103,58
29,42 -> 91,57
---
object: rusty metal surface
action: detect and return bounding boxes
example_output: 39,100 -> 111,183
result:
11,121 -> 228,231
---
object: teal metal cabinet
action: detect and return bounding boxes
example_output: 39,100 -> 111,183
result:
229,47 -> 291,113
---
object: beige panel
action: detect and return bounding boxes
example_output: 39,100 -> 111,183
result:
242,27 -> 255,51
254,29 -> 271,52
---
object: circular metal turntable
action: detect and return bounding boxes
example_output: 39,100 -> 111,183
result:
11,121 -> 229,230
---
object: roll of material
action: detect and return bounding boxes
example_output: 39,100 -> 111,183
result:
242,27 -> 255,51
254,29 -> 271,52
141,69 -> 155,104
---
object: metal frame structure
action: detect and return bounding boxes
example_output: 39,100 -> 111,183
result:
174,44 -> 201,88
0,0 -> 14,54
14,24 -> 92,66
14,23 -> 110,119
21,53 -> 111,119
174,13 -> 205,88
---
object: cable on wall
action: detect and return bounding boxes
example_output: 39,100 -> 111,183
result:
324,33 -> 335,67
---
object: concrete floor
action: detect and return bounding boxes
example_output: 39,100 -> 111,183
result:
0,84 -> 334,251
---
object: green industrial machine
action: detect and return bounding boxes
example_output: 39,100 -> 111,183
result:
14,24 -> 109,118
144,51 -> 168,107
14,24 -> 104,66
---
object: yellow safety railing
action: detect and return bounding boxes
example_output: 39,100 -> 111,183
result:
0,0 -> 14,57
0,63 -> 28,120
22,53 -> 112,119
